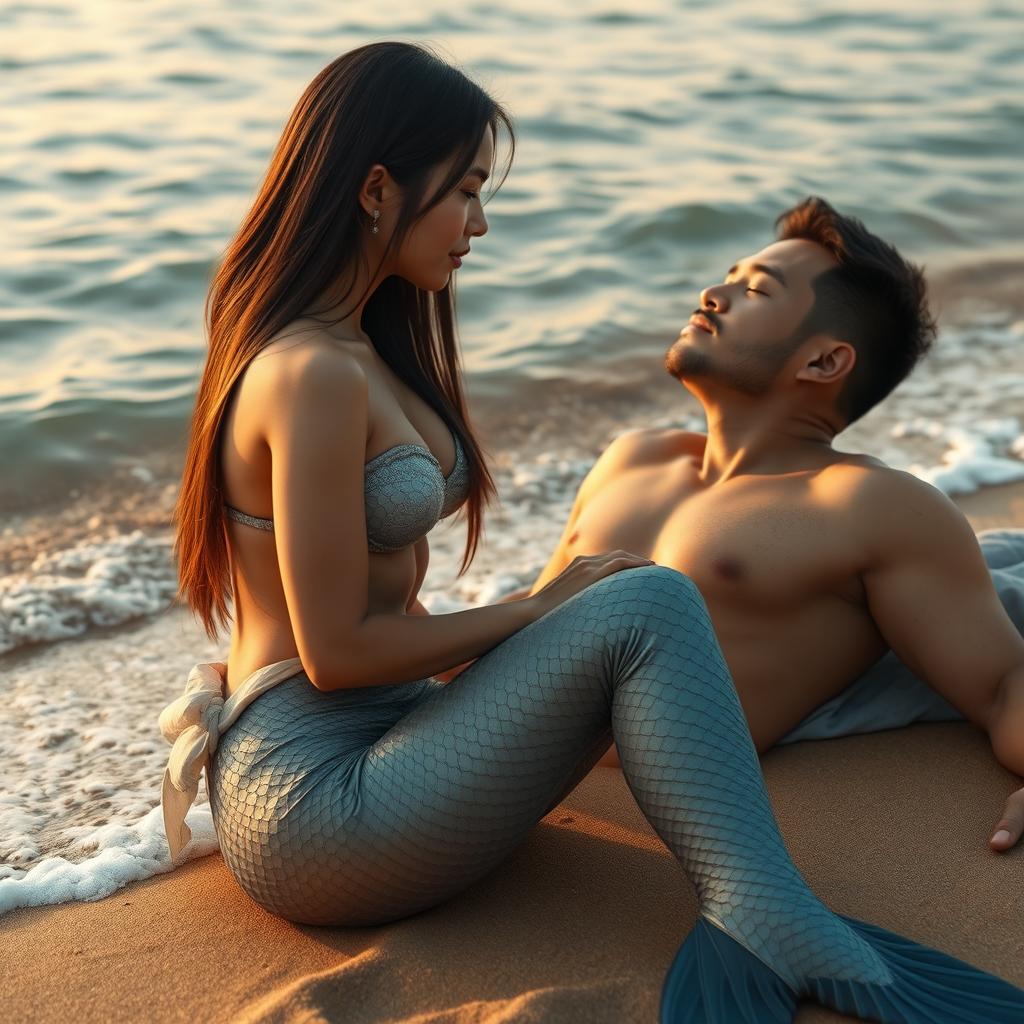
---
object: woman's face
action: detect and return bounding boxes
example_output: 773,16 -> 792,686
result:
391,129 -> 494,291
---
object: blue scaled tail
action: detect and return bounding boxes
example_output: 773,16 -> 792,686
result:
660,919 -> 797,1023
660,914 -> 1024,1023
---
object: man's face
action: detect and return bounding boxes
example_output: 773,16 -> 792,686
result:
665,238 -> 837,395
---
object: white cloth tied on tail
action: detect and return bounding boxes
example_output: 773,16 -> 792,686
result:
158,657 -> 303,860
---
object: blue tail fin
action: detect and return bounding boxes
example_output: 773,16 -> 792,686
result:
659,919 -> 797,1023
805,913 -> 1024,1022
661,915 -> 1024,1023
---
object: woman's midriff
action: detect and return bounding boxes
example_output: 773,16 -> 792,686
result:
224,535 -> 426,698
217,335 -> 444,699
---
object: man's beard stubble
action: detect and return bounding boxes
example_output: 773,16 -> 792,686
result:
663,337 -> 783,398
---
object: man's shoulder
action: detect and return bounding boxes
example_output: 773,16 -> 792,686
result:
603,426 -> 705,466
832,457 -> 947,507
576,427 -> 701,502
833,459 -> 976,556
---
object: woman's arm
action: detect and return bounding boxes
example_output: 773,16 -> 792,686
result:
406,598 -> 469,680
264,349 -> 650,693
429,587 -> 530,683
265,346 -> 539,692
407,597 -> 480,685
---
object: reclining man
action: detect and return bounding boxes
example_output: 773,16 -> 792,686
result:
445,197 -> 1024,852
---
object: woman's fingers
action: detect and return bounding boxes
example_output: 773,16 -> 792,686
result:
528,551 -> 658,620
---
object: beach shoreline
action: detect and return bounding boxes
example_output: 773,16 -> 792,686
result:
2,482 -> 1023,1023
5,3 -> 1024,1018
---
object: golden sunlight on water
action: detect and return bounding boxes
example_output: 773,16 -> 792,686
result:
1,0 -> 1021,510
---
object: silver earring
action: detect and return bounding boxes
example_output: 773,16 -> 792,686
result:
371,209 -> 380,234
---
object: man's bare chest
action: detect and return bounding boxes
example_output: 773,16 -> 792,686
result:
569,464 -> 868,610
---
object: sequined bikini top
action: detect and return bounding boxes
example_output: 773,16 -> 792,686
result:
224,429 -> 470,553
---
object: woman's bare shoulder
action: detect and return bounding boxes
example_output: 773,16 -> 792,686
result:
243,319 -> 370,395
250,318 -> 364,371
230,321 -> 370,451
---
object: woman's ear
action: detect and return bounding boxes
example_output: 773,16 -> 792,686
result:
358,163 -> 399,217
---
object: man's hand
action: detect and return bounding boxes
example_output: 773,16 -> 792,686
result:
990,786 -> 1024,852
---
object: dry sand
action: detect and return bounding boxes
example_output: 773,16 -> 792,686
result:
3,482 -> 1023,1024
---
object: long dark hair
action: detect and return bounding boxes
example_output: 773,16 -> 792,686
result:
174,42 -> 515,639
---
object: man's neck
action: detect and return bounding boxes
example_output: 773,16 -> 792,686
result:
695,399 -> 840,485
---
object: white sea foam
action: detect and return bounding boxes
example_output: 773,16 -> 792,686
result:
907,419 -> 1024,496
0,806 -> 218,916
0,606 -> 223,908
0,530 -> 177,654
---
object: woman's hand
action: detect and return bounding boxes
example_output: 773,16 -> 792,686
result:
428,558 -> 653,682
525,551 -> 655,620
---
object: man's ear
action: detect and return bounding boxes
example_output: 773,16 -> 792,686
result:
794,338 -> 856,385
358,164 -> 399,217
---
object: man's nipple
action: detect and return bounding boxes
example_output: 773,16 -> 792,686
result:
711,555 -> 744,582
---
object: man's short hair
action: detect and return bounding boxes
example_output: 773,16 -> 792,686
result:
776,197 -> 937,426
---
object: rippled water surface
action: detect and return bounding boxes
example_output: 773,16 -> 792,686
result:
3,0 -> 1022,509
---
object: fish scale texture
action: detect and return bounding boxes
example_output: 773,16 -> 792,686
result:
208,565 -> 1024,1021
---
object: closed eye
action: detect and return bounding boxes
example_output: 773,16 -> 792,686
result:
462,190 -> 480,200
724,272 -> 768,296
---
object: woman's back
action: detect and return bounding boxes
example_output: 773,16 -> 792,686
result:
219,323 -> 464,695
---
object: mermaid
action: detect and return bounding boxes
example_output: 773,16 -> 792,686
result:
160,42 -> 1023,1022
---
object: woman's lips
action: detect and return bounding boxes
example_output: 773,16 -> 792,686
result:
450,254 -> 462,268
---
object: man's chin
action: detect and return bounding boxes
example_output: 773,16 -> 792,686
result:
664,345 -> 710,382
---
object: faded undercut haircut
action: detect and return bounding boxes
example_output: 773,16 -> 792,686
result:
776,197 -> 937,426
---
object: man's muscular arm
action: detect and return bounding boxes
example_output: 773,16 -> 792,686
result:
859,470 -> 1024,850
986,667 -> 1024,849
988,667 -> 1024,773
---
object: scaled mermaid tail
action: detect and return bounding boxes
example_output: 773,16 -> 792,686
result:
197,564 -> 1021,1020
613,580 -> 1024,1022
